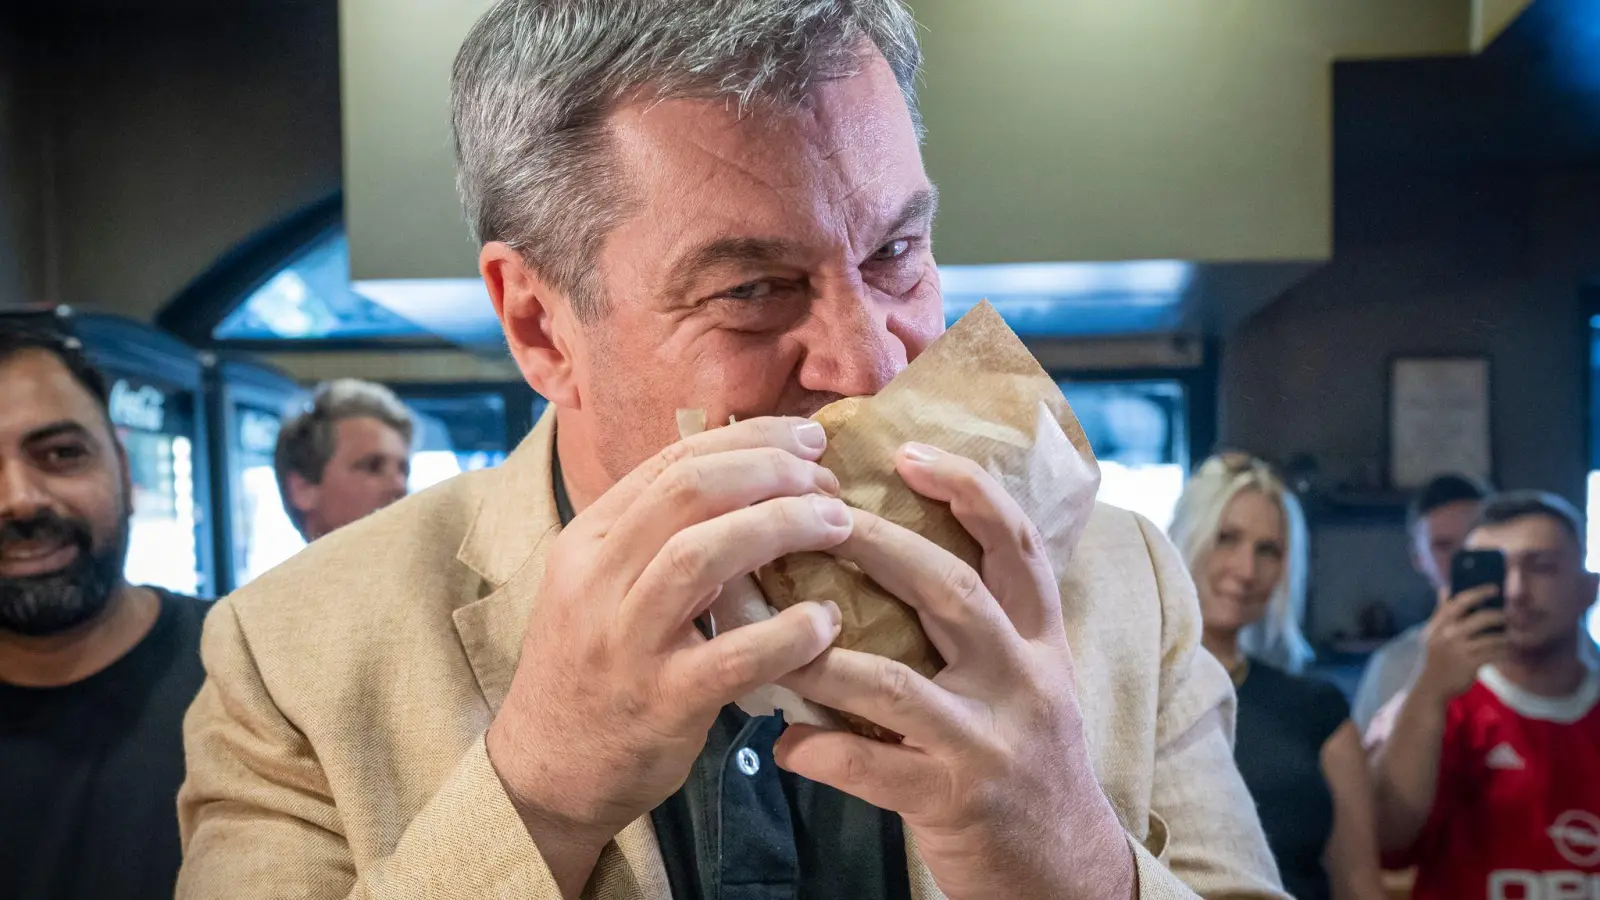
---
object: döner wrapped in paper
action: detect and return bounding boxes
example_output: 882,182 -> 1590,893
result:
678,301 -> 1101,739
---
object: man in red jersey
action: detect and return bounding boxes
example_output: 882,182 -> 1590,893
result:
1368,491 -> 1600,900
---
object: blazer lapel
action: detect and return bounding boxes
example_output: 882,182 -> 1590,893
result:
906,832 -> 946,900
452,410 -> 561,716
449,410 -> 673,898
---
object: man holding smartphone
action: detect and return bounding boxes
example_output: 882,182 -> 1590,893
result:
1351,473 -> 1488,732
1367,491 -> 1600,899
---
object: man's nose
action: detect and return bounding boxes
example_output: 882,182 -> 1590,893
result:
794,285 -> 908,398
0,460 -> 53,524
1503,567 -> 1527,605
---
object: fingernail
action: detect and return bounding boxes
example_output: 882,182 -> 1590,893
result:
795,421 -> 827,452
823,600 -> 842,630
812,495 -> 852,528
901,442 -> 941,464
815,467 -> 841,496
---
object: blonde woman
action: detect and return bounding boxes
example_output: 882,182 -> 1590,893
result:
1169,453 -> 1385,900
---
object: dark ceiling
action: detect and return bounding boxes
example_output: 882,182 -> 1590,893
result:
9,0 -> 1596,172
1336,0 -> 1600,173
3,0 -> 323,19
7,0 -> 1595,344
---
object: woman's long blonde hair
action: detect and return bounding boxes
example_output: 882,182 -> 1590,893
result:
1167,453 -> 1314,673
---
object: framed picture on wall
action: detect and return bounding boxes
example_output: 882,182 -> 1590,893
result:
1388,356 -> 1492,490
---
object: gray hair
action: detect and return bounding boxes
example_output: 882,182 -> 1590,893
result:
450,0 -> 923,321
274,379 -> 415,536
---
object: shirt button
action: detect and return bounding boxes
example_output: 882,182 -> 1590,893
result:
735,747 -> 761,776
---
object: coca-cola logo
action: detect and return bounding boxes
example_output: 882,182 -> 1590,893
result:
109,380 -> 166,432
1548,810 -> 1600,867
238,409 -> 280,457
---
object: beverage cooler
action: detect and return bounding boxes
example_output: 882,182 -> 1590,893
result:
4,307 -> 218,599
396,385 -> 543,493
205,354 -> 306,594
398,391 -> 512,492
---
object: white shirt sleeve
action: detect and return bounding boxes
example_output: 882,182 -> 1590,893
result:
1351,629 -> 1423,734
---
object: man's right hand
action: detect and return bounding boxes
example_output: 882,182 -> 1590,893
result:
1414,584 -> 1508,706
1371,585 -> 1507,854
483,417 -> 853,895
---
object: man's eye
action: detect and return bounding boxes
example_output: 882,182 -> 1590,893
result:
722,281 -> 775,302
42,445 -> 89,466
871,239 -> 911,262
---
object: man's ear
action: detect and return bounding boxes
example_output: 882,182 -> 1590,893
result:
286,471 -> 320,521
480,242 -> 583,409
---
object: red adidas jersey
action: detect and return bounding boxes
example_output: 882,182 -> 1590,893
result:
1369,667 -> 1600,900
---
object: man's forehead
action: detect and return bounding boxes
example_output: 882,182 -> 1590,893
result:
1417,499 -> 1480,541
333,416 -> 408,453
1428,499 -> 1482,525
1468,517 -> 1577,554
0,350 -> 108,440
609,62 -> 923,220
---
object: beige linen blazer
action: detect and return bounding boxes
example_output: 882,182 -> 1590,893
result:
177,413 -> 1287,899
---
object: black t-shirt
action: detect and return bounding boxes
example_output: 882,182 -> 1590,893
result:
1233,661 -> 1350,900
0,590 -> 210,900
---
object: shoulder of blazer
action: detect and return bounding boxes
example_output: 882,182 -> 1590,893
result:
220,467 -> 504,643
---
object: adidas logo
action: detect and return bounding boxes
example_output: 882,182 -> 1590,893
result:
1487,742 -> 1527,771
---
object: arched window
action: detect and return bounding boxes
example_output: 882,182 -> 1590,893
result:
159,194 -> 540,591
160,193 -> 449,350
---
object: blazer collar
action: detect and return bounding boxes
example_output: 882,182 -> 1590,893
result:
452,407 -> 560,716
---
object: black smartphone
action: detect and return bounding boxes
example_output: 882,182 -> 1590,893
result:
1450,548 -> 1506,624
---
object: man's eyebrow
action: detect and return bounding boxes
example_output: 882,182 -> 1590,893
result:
661,186 -> 941,300
23,420 -> 95,446
664,236 -> 805,299
882,186 -> 940,239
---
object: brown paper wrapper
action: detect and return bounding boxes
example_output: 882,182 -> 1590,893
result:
756,301 -> 1102,739
678,301 -> 1101,740
676,413 -> 842,729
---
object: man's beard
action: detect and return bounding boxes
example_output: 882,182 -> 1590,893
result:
0,508 -> 130,637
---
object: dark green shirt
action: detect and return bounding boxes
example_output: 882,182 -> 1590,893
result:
552,452 -> 910,900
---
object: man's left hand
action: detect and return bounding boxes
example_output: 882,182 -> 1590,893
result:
775,442 -> 1137,900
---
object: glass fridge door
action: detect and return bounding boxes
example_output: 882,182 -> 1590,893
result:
401,392 -> 511,493
1056,379 -> 1190,530
231,404 -> 306,587
111,377 -> 204,597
